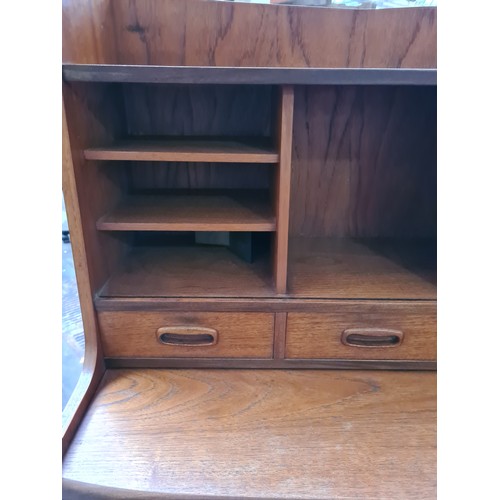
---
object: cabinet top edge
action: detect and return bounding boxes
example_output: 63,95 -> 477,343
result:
62,64 -> 437,86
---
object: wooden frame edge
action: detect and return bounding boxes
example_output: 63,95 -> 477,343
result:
273,86 -> 294,293
62,96 -> 105,457
95,297 -> 437,312
62,65 -> 437,85
104,357 -> 436,371
62,477 -> 300,500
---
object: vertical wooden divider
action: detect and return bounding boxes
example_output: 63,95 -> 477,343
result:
273,312 -> 287,359
273,86 -> 294,294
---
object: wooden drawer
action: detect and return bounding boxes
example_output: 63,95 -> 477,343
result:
98,311 -> 274,358
286,303 -> 436,361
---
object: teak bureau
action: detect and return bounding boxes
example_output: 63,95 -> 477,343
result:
62,1 -> 437,498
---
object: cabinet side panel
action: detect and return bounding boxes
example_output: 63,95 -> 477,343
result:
62,98 -> 106,455
63,81 -> 129,292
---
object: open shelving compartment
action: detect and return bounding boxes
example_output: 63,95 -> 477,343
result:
64,80 -> 294,303
287,83 -> 437,302
66,78 -> 436,307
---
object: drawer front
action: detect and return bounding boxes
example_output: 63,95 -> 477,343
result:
99,311 -> 274,358
286,303 -> 436,361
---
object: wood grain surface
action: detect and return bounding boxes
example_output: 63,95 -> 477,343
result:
96,193 -> 275,232
286,302 -> 436,360
62,0 -> 437,68
122,83 -> 272,137
288,237 -> 436,300
127,162 -> 272,191
290,85 -> 437,238
63,369 -> 436,499
85,137 -> 278,163
98,311 -> 274,358
99,246 -> 273,298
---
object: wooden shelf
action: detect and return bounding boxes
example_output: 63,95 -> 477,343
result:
63,368 -> 436,499
99,245 -> 273,298
84,137 -> 278,163
288,237 -> 436,300
64,64 -> 437,86
98,236 -> 435,300
97,193 -> 275,232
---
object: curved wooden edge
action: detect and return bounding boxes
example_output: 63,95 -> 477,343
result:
62,368 -> 104,454
62,478 -> 296,500
62,97 -> 105,457
62,478 -> 182,499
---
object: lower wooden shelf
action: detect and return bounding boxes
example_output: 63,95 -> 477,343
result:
62,369 -> 436,499
98,237 -> 436,300
288,237 -> 436,300
99,245 -> 273,298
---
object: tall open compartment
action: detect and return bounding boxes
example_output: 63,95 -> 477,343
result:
64,81 -> 294,300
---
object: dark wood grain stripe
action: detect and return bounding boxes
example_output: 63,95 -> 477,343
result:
104,357 -> 436,371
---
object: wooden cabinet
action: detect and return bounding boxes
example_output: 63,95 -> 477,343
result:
62,1 -> 437,498
64,76 -> 436,368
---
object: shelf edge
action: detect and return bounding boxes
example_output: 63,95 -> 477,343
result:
64,64 -> 437,86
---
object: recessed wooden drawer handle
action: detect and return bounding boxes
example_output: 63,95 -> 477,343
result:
341,328 -> 403,348
156,326 -> 218,346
